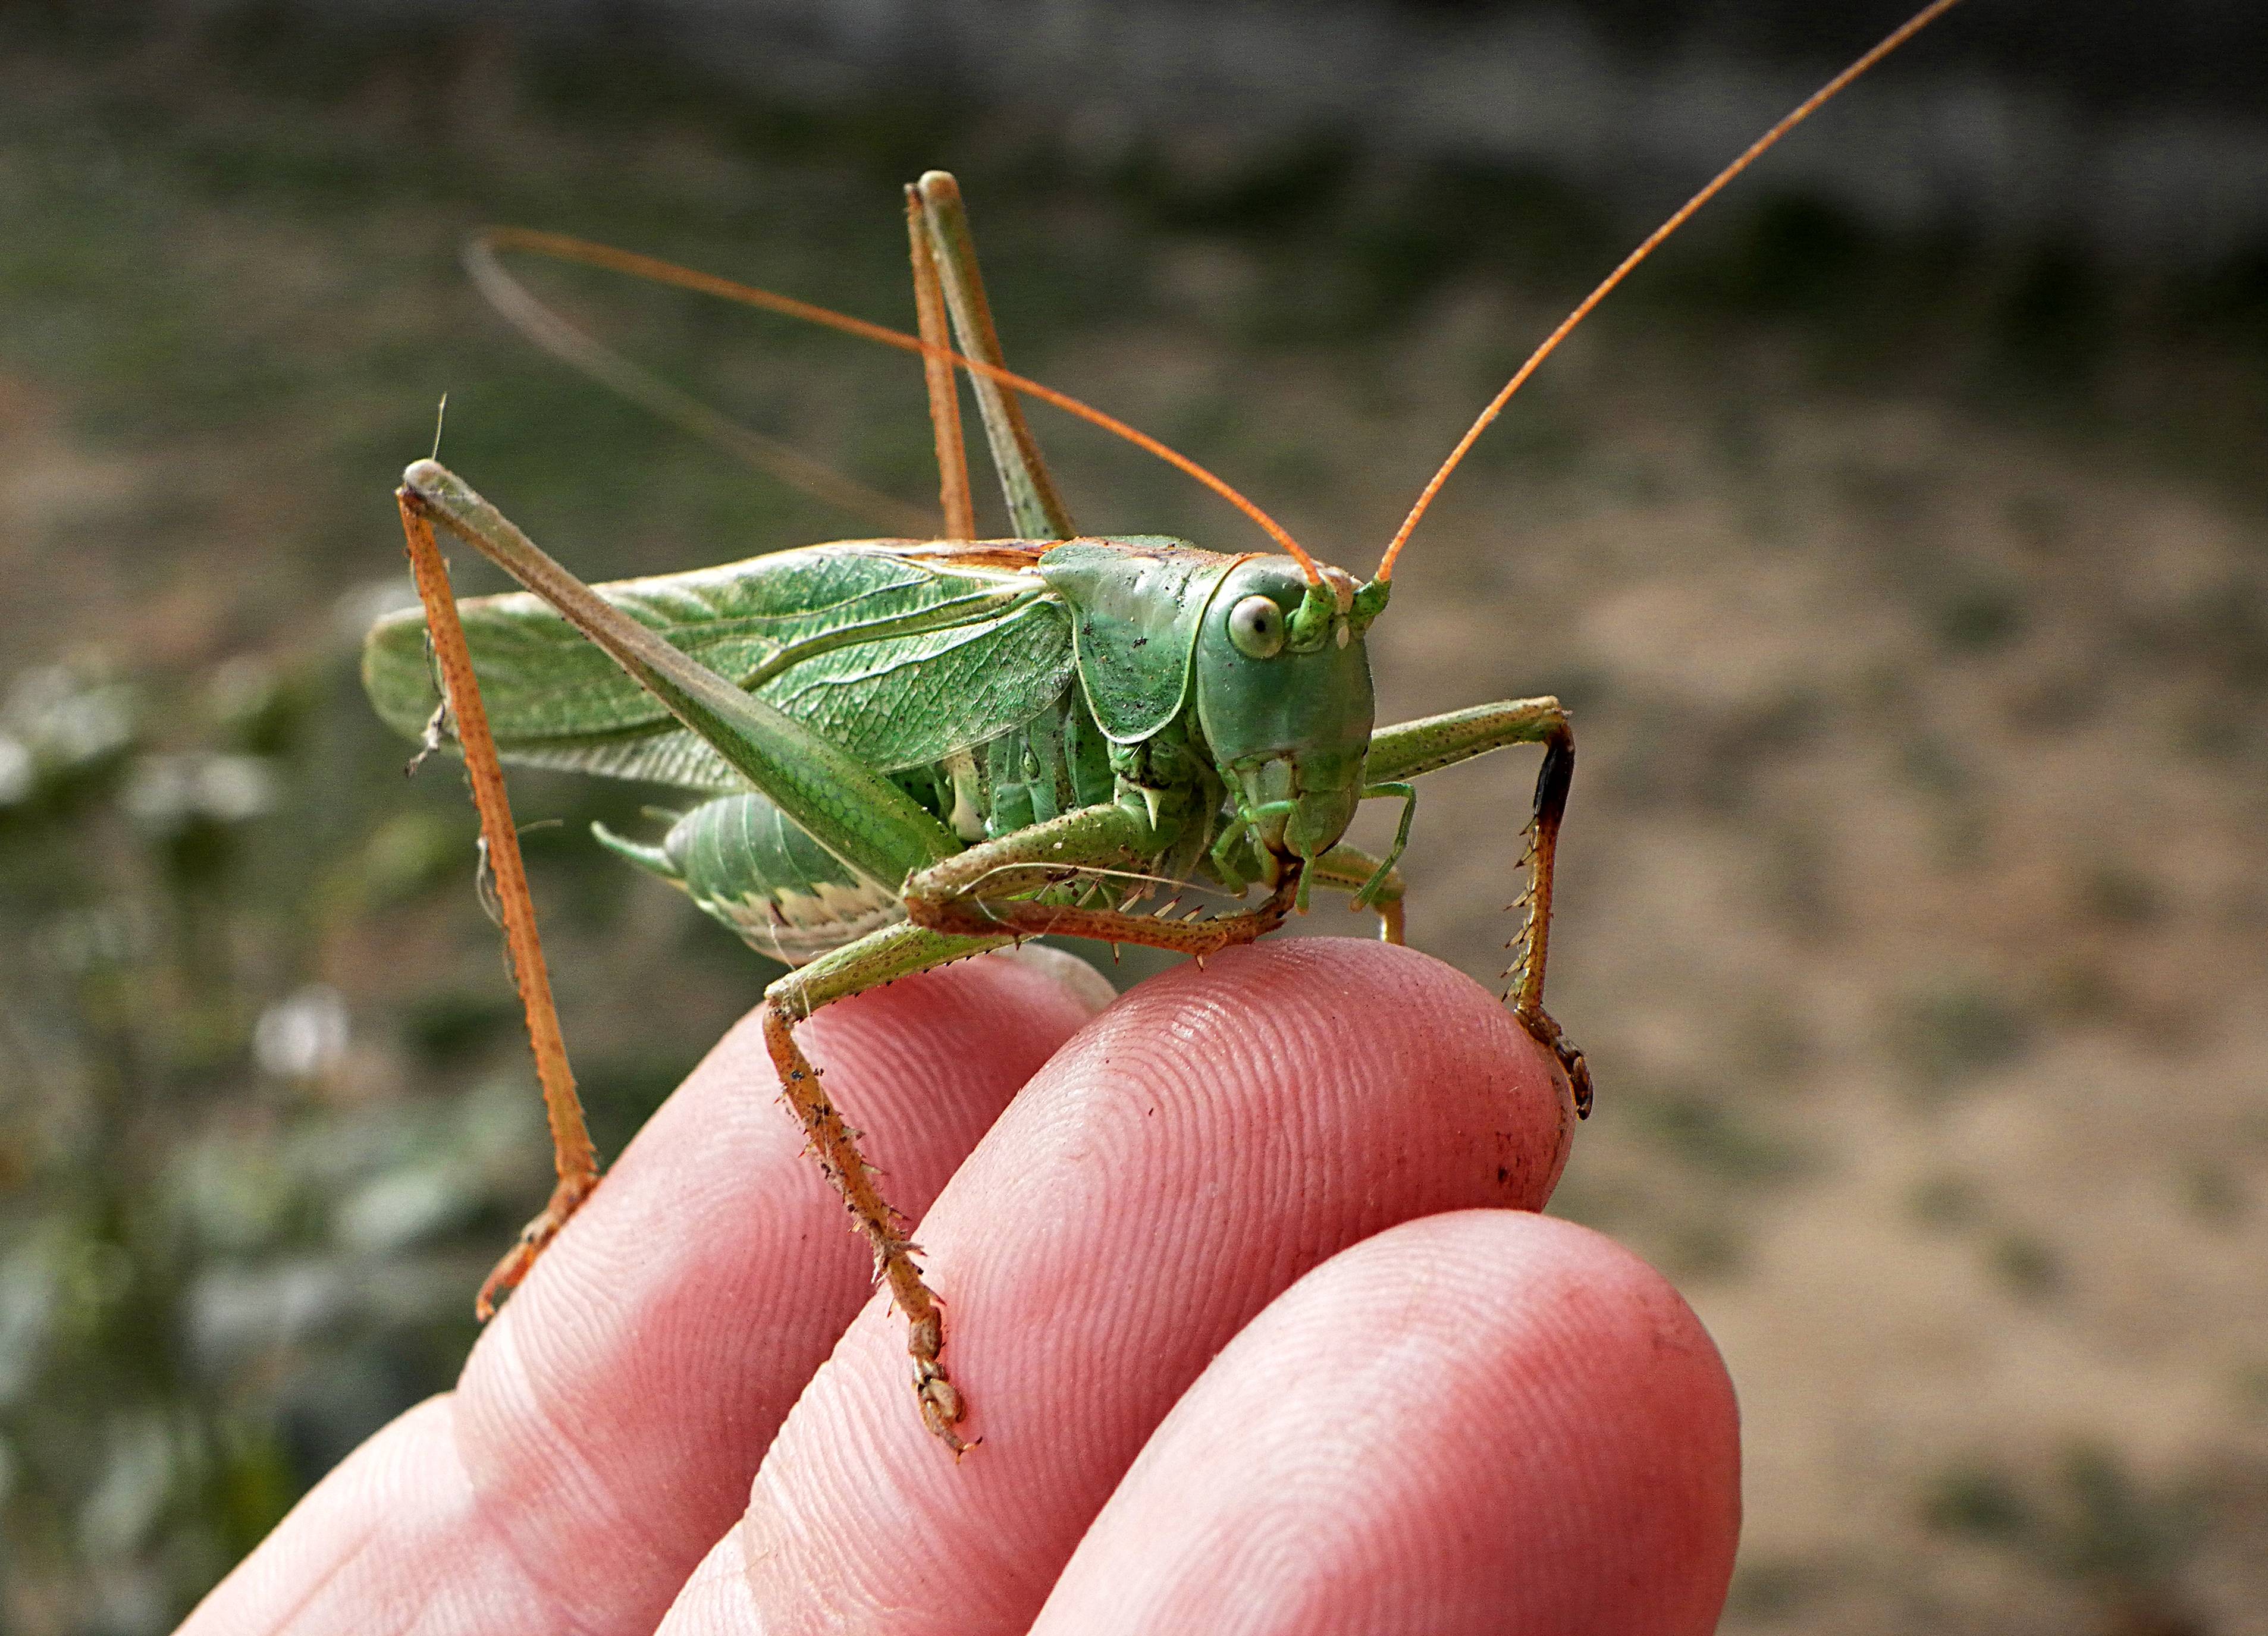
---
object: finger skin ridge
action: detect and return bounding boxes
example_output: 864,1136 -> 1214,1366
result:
721,938 -> 1577,1636
1032,1211 -> 1743,1636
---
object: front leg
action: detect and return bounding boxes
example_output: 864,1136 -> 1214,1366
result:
1305,842 -> 1407,945
905,801 -> 1298,960
1366,699 -> 1591,1116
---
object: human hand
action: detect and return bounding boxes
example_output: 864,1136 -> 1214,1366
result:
178,938 -> 1740,1635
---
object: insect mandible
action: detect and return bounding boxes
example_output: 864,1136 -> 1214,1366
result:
363,0 -> 1962,1455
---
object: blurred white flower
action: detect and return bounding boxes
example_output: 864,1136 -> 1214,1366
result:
253,985 -> 350,1081
4,665 -> 137,769
122,752 -> 276,829
0,736 -> 30,805
336,1166 -> 478,1255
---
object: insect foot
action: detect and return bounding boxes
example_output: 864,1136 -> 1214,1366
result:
476,1169 -> 601,1319
1516,1004 -> 1593,1122
908,1312 -> 975,1458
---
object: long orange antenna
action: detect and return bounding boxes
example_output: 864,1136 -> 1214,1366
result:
1376,0 -> 1965,582
477,228 -> 1323,583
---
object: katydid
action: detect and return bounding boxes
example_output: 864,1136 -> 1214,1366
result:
365,1 -> 1961,1455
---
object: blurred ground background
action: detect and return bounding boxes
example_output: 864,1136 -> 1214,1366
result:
3,1 -> 2265,1631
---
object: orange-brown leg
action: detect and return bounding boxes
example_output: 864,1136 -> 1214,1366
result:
397,489 -> 603,1320
903,801 -> 1298,962
758,919 -> 1008,1456
913,171 -> 1077,541
905,186 -> 975,542
1505,732 -> 1591,1117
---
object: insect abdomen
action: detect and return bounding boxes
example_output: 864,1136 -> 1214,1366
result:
596,684 -> 1124,964
621,792 -> 905,967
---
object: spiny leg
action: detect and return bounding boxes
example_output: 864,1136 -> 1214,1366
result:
904,801 -> 1297,960
1513,729 -> 1588,1117
399,463 -> 999,1404
1365,699 -> 1591,1116
778,801 -> 1294,1458
762,921 -> 1009,1456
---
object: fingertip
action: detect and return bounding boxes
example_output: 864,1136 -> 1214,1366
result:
1034,1212 -> 1740,1636
1057,936 -> 1577,1210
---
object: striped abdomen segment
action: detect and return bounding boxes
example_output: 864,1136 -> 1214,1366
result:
597,792 -> 903,967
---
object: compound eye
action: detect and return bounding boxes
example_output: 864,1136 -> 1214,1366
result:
1226,594 -> 1287,659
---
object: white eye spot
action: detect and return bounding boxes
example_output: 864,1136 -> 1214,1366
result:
1227,594 -> 1286,659
1335,620 -> 1350,649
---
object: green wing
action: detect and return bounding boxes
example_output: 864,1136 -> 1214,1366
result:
362,539 -> 1075,792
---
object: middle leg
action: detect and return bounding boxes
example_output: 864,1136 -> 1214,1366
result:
761,919 -> 1009,1455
